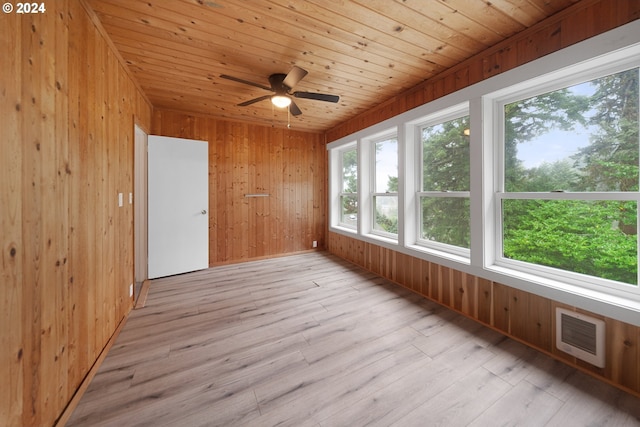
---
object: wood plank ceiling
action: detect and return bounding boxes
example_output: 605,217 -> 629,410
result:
87,0 -> 580,132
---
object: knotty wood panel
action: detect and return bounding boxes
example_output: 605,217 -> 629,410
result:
326,0 -> 640,141
0,1 -> 152,425
327,232 -> 640,397
152,110 -> 326,265
1,2 -> 23,423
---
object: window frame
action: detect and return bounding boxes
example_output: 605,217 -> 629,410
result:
491,60 -> 640,295
414,107 -> 471,258
329,141 -> 358,234
327,22 -> 640,324
337,144 -> 359,230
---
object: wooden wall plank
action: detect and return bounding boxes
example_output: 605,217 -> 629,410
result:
476,278 -> 493,325
53,0 -> 70,416
1,6 -> 24,424
21,10 -> 46,424
606,319 -> 639,392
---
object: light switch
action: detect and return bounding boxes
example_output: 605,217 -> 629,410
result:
118,192 -> 123,207
129,192 -> 133,204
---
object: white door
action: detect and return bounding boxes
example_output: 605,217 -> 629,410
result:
148,135 -> 209,279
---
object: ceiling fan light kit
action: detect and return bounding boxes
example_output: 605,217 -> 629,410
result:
271,95 -> 291,108
220,66 -> 339,117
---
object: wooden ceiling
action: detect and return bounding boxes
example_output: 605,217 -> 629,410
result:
87,0 -> 580,132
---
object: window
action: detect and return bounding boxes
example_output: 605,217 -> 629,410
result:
418,114 -> 470,253
372,136 -> 398,236
339,146 -> 358,228
327,25 -> 640,311
498,67 -> 639,287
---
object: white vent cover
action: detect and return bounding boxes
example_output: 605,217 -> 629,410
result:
555,307 -> 605,368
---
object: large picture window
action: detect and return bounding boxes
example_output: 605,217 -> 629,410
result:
419,114 -> 470,252
499,67 -> 639,286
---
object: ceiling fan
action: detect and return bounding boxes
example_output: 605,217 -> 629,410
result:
220,66 -> 339,116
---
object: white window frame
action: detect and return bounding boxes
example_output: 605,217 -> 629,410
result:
412,105 -> 471,258
329,141 -> 358,234
487,55 -> 640,296
367,131 -> 399,240
327,21 -> 640,326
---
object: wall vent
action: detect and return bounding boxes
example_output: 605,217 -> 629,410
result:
555,307 -> 605,368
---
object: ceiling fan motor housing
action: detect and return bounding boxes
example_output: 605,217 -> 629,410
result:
269,73 -> 290,94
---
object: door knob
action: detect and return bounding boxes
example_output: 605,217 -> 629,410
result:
201,210 -> 207,215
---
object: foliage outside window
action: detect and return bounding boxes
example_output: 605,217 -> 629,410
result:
500,67 -> 639,286
419,115 -> 470,250
373,137 -> 398,235
340,147 -> 358,228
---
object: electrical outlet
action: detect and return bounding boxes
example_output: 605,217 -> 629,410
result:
129,283 -> 134,297
312,240 -> 318,248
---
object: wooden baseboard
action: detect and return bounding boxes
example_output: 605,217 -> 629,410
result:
54,314 -> 129,426
135,279 -> 151,309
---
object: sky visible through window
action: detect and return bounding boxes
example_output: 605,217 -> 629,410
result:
376,139 -> 398,192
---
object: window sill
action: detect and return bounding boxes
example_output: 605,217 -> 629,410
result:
331,225 -> 358,235
406,243 -> 470,267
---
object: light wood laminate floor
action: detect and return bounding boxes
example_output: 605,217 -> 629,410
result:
68,252 -> 640,426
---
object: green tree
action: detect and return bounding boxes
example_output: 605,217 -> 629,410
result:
420,116 -> 470,247
503,200 -> 636,283
341,149 -> 358,217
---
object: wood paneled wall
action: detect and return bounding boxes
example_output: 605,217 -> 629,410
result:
152,111 -> 326,265
328,232 -> 640,396
326,0 -> 640,142
0,1 -> 152,426
326,1 -> 640,398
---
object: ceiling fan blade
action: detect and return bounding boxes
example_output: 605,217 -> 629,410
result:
282,66 -> 308,89
220,74 -> 272,91
293,91 -> 340,103
238,95 -> 272,106
289,101 -> 302,116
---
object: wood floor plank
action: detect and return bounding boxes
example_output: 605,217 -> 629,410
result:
67,252 -> 640,427
467,380 -> 564,426
388,368 -> 511,427
545,372 -> 640,426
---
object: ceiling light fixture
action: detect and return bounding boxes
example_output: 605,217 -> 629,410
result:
271,95 -> 291,108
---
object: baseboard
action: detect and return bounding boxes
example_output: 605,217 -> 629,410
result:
54,314 -> 129,426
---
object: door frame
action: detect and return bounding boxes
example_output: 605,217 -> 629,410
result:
134,123 -> 148,291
